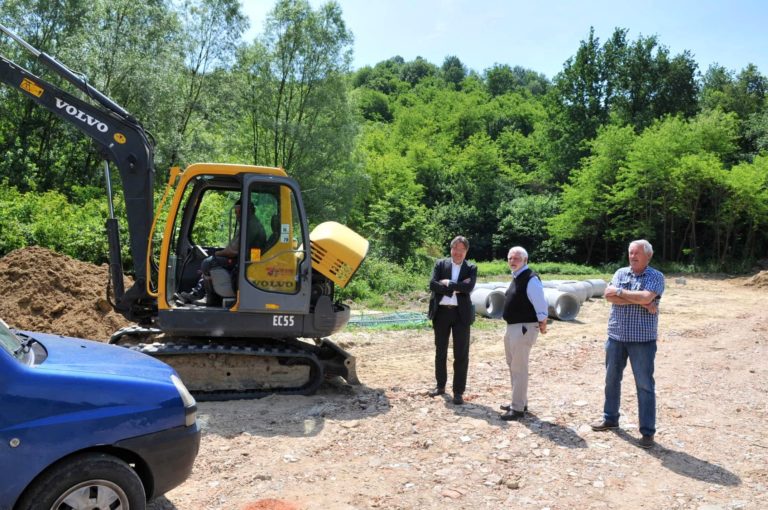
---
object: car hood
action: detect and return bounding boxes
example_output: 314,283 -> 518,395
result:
19,330 -> 176,383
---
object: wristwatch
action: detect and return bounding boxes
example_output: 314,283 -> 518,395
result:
616,288 -> 623,296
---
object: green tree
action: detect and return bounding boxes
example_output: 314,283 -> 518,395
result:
543,27 -> 698,184
495,193 -> 561,260
609,111 -> 738,260
353,88 -> 393,122
400,56 -> 438,86
485,64 -> 549,97
721,156 -> 768,263
701,63 -> 767,159
166,0 -> 247,167
441,55 -> 466,89
0,0 -> 97,191
547,124 -> 636,263
234,0 -> 361,221
351,57 -> 408,95
667,153 -> 726,264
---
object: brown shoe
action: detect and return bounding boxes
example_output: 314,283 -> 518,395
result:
638,435 -> 655,449
428,387 -> 445,397
452,394 -> 464,405
590,420 -> 619,431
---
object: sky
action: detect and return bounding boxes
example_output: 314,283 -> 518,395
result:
242,0 -> 767,80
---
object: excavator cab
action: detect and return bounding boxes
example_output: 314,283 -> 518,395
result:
157,163 -> 317,334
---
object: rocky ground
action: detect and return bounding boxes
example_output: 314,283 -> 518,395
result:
2,248 -> 766,510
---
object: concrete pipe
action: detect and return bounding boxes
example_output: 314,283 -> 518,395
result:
557,283 -> 588,304
470,287 -> 506,319
574,281 -> 594,301
543,288 -> 581,321
586,279 -> 607,298
474,281 -> 509,290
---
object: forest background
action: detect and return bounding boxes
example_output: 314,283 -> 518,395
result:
1,0 -> 767,300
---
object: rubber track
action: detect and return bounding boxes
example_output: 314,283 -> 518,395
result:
114,333 -> 325,401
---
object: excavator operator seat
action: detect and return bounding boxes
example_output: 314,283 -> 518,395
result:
209,266 -> 236,298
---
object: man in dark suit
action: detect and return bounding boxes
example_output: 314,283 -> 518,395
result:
427,236 -> 477,405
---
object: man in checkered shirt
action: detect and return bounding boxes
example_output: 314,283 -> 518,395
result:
591,239 -> 665,449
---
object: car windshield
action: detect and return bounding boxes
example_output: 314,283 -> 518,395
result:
0,318 -> 24,359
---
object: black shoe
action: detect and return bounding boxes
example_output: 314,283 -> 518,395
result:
452,394 -> 464,405
500,410 -> 525,421
638,435 -> 655,449
428,387 -> 445,397
590,420 -> 619,431
179,290 -> 205,303
500,404 -> 528,412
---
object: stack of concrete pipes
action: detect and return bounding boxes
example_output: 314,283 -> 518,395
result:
471,279 -> 607,321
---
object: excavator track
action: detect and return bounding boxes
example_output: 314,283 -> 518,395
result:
110,327 -> 358,401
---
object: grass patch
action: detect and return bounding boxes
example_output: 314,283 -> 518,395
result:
476,260 -> 611,282
477,259 -> 607,277
347,322 -> 431,331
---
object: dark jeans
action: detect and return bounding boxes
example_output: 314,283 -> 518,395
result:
432,306 -> 471,395
602,338 -> 657,436
190,255 -> 234,295
201,255 -> 234,275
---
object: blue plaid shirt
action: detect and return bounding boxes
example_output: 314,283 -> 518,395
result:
607,265 -> 665,342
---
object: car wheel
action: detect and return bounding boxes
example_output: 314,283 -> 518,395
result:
15,452 -> 146,510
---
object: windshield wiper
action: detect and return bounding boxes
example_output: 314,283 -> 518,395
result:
13,331 -> 38,356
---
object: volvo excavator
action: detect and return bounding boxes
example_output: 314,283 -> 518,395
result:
0,24 -> 369,400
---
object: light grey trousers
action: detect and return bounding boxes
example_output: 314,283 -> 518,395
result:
503,322 -> 539,412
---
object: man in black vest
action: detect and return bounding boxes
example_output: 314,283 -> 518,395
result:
500,246 -> 548,420
427,236 -> 477,405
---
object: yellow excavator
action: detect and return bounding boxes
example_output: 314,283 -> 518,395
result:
0,24 -> 368,400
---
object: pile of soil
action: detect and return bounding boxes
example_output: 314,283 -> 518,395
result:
746,269 -> 768,287
0,246 -> 131,340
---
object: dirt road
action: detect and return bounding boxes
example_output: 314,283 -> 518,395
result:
142,275 -> 767,510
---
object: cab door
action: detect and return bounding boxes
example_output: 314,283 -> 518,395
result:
236,175 -> 312,314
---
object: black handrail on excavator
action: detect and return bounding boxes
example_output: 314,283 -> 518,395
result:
0,23 -> 156,323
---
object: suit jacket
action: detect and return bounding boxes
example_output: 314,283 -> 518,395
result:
428,257 -> 478,324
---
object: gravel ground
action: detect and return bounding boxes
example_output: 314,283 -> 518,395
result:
148,275 -> 768,510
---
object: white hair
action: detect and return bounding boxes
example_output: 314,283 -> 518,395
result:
629,239 -> 653,256
508,246 -> 529,260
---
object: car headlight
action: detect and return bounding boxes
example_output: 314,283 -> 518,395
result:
171,374 -> 197,427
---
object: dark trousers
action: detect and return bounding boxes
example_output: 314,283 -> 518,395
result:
432,306 -> 470,395
201,255 -> 234,275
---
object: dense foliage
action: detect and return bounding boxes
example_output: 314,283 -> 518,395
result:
1,0 -> 767,278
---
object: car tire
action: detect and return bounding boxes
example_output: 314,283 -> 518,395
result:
14,452 -> 146,510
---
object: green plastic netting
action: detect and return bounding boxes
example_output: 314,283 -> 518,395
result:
348,312 -> 428,327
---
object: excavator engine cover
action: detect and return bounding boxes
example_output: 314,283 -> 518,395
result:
309,222 -> 369,288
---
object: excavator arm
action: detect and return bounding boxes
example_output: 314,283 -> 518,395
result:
0,23 -> 156,322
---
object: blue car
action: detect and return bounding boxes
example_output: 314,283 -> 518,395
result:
0,318 -> 201,510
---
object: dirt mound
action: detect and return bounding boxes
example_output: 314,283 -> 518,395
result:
745,270 -> 768,287
0,246 -> 131,340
